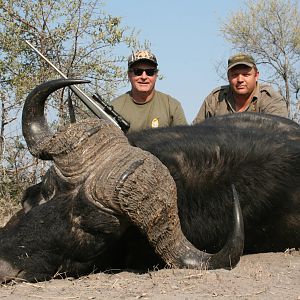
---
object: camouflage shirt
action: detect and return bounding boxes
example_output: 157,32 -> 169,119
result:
193,83 -> 288,124
112,90 -> 187,133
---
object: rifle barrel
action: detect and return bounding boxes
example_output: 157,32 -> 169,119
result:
25,40 -> 120,128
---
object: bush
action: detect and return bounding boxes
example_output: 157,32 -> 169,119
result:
0,171 -> 28,227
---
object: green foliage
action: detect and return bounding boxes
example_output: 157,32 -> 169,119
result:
0,0 -> 142,98
0,0 -> 145,205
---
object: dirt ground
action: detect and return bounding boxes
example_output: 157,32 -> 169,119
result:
0,250 -> 299,300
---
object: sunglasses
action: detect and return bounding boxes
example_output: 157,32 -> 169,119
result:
130,68 -> 158,76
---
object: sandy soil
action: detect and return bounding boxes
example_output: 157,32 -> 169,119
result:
1,250 -> 299,300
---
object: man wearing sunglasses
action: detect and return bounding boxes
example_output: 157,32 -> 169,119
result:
192,53 -> 288,124
111,50 -> 187,133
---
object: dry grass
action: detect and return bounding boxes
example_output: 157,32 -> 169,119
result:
2,253 -> 299,299
0,196 -> 21,227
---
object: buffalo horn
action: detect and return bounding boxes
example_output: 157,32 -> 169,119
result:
22,78 -> 90,160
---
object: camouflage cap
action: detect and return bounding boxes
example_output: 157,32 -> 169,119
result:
128,50 -> 158,68
227,53 -> 256,71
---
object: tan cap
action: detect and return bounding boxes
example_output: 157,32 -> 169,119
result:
128,50 -> 158,68
228,53 -> 256,71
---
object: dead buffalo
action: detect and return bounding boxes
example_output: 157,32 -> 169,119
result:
0,78 -> 299,283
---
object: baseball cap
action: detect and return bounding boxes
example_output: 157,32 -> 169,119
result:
227,53 -> 256,71
128,50 -> 158,68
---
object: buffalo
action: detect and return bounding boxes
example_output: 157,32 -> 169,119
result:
0,78 -> 299,283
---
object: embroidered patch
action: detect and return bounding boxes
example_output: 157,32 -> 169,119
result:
151,118 -> 159,128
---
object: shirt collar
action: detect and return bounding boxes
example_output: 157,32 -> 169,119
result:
226,83 -> 259,112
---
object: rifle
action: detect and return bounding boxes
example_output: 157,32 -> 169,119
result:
25,40 -> 130,133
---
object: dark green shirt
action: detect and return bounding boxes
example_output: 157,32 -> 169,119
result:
112,91 -> 187,133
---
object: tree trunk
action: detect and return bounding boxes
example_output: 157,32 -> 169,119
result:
0,100 -> 6,166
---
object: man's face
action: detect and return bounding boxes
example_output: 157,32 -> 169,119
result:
227,65 -> 259,96
128,61 -> 158,93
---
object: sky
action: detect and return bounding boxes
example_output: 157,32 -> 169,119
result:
104,0 -> 244,123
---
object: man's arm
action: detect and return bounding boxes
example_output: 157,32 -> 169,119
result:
192,101 -> 208,124
171,102 -> 188,126
259,86 -> 288,118
192,92 -> 218,124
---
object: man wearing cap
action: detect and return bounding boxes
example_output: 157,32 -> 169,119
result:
192,53 -> 288,124
111,50 -> 187,133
